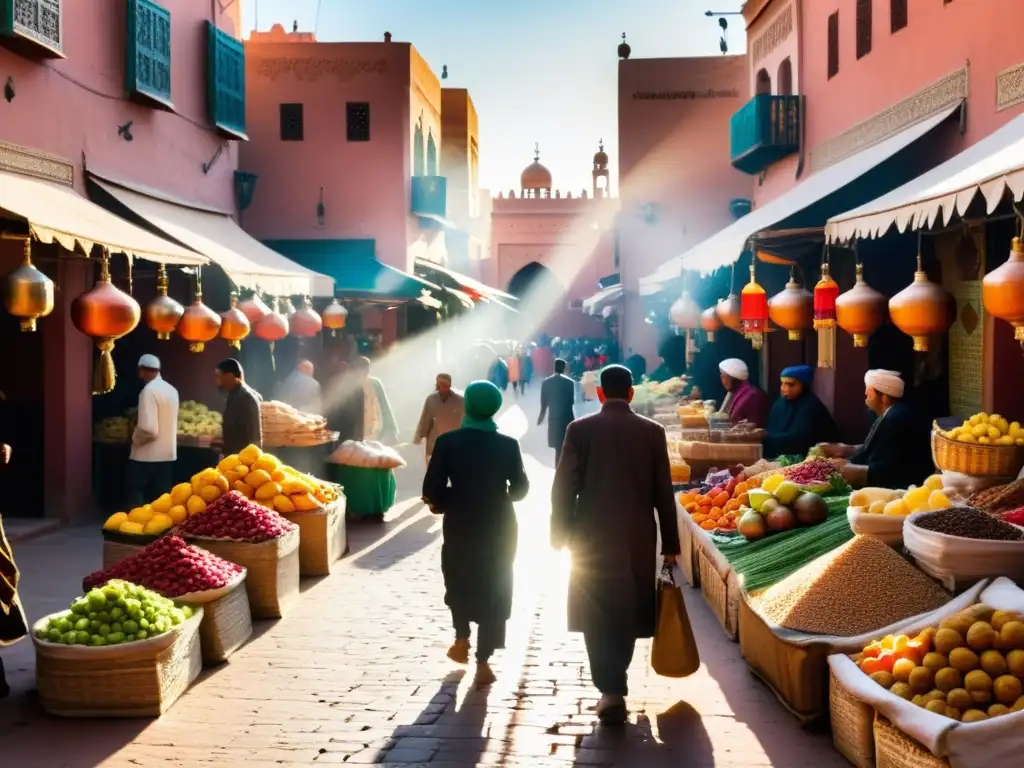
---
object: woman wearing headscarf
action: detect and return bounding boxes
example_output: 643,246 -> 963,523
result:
718,358 -> 769,428
422,381 -> 529,688
762,366 -> 841,460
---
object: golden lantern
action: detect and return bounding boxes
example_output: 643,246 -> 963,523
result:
700,305 -> 721,342
982,237 -> 1024,345
716,293 -> 742,332
740,264 -> 769,350
220,292 -> 251,349
668,290 -> 700,329
71,249 -> 141,395
836,263 -> 887,347
768,270 -> 813,341
889,253 -> 953,352
144,263 -> 184,340
239,293 -> 271,326
3,235 -> 54,332
289,296 -> 323,338
177,286 -> 222,353
254,297 -> 289,343
322,298 -> 348,336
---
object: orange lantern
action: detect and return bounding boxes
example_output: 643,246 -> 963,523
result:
290,296 -> 323,338
280,296 -> 296,321
669,291 -> 700,329
220,292 -> 251,349
700,306 -> 721,342
71,250 -> 141,395
3,235 -> 54,332
239,293 -> 271,326
322,298 -> 348,336
178,287 -> 222,353
836,263 -> 887,347
716,293 -> 742,332
813,262 -> 840,329
740,264 -> 769,349
982,237 -> 1024,344
144,263 -> 184,340
889,254 -> 953,352
254,297 -> 289,343
768,270 -> 813,340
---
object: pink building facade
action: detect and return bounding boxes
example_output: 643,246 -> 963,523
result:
617,54 -> 750,362
0,0 -> 245,520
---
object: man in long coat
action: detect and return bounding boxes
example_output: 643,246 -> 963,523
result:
413,373 -> 465,461
551,365 -> 681,725
537,358 -> 576,465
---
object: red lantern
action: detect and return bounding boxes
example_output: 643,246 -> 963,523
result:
290,296 -> 323,338
144,263 -> 184,340
254,297 -> 289,343
177,289 -> 222,353
220,292 -> 251,349
740,264 -> 768,349
322,298 -> 348,336
239,294 -> 271,326
700,306 -> 721,342
813,262 -> 840,329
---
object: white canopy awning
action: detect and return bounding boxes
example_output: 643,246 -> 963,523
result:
827,112 -> 1024,242
582,284 -> 623,315
639,103 -> 961,285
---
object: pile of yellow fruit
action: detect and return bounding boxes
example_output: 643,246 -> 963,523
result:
939,412 -> 1024,446
850,474 -> 953,516
103,444 -> 340,536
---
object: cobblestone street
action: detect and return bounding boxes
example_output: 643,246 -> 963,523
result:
1,392 -> 845,766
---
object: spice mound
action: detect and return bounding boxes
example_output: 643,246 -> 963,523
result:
759,535 -> 949,636
911,507 -> 1024,541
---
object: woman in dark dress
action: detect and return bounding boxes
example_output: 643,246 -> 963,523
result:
422,381 -> 529,688
762,365 -> 841,460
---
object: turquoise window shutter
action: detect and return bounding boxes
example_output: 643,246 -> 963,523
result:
206,21 -> 246,140
126,0 -> 172,108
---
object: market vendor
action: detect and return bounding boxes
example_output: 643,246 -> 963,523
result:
762,365 -> 841,460
127,355 -> 179,507
718,358 -> 769,428
817,369 -> 932,489
215,359 -> 263,455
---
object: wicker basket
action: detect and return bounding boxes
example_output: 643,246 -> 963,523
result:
676,505 -> 700,588
290,498 -> 348,577
198,579 -> 253,665
697,546 -> 738,641
931,426 -> 1024,478
873,715 -> 949,768
830,668 -> 876,767
187,527 -> 300,619
33,610 -> 203,718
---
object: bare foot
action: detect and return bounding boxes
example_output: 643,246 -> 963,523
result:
447,639 -> 470,665
473,662 -> 496,688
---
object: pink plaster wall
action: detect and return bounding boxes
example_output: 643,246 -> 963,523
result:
617,55 -> 751,363
745,0 -> 800,97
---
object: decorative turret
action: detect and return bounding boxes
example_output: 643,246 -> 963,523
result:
618,33 -> 631,60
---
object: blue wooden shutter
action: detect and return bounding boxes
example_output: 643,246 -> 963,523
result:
206,22 -> 246,140
126,0 -> 172,108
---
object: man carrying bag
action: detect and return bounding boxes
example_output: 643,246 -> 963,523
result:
651,563 -> 700,679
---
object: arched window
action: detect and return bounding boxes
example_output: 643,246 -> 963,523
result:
755,68 -> 772,95
413,119 -> 425,176
426,129 -> 437,176
777,58 -> 793,95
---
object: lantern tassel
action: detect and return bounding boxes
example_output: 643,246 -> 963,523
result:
93,339 -> 117,396
269,341 -> 276,371
230,340 -> 241,350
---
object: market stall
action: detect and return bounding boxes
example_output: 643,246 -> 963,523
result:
324,441 -> 405,521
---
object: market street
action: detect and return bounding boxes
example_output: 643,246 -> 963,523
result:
0,389 -> 844,767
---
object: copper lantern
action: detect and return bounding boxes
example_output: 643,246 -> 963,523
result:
144,263 -> 184,340
982,237 -> 1024,344
836,263 -> 887,347
279,296 -> 296,321
669,291 -> 700,330
813,263 -> 840,329
220,292 -> 251,349
322,298 -> 348,336
71,250 -> 141,395
700,306 -> 721,342
290,296 -> 323,338
716,293 -> 742,333
239,293 -> 271,326
177,288 -> 222,353
254,297 -> 289,343
3,236 -> 54,332
768,271 -> 813,341
889,255 -> 953,352
740,264 -> 769,349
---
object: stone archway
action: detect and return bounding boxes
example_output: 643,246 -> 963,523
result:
507,261 -> 559,299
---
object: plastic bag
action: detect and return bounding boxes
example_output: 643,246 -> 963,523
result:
650,566 -> 700,678
903,511 -> 1024,590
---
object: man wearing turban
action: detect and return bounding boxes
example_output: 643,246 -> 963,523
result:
718,358 -> 769,428
762,365 -> 841,460
818,369 -> 932,488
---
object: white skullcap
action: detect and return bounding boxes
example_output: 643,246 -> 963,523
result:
719,358 -> 749,381
138,354 -> 161,370
865,369 -> 904,398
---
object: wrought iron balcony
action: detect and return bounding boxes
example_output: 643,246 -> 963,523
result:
729,94 -> 800,175
411,175 -> 448,220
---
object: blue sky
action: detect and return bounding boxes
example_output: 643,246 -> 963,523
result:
243,0 -> 746,194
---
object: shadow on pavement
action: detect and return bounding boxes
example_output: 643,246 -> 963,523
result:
349,512 -> 440,571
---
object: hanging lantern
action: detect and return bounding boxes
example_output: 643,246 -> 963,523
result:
220,292 -> 251,349
177,284 -> 222,353
813,262 -> 840,329
322,298 -> 348,336
254,297 -> 289,343
280,296 -> 296,321
144,263 -> 184,340
290,296 -> 323,338
768,270 -> 813,340
3,236 -> 54,332
239,293 -> 271,326
71,250 -> 141,395
700,306 -> 721,342
716,293 -> 742,332
740,264 -> 769,350
889,253 -> 953,353
669,290 -> 700,329
836,263 -> 888,347
982,236 -> 1024,345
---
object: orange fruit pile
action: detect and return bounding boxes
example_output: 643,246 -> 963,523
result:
677,476 -> 762,533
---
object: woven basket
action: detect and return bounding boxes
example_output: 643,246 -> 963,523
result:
187,527 -> 300,619
873,715 -> 949,768
198,578 -> 253,665
830,668 -> 876,767
288,498 -> 348,577
698,547 -> 737,640
102,540 -> 145,570
931,426 -> 1024,478
33,610 -> 203,718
